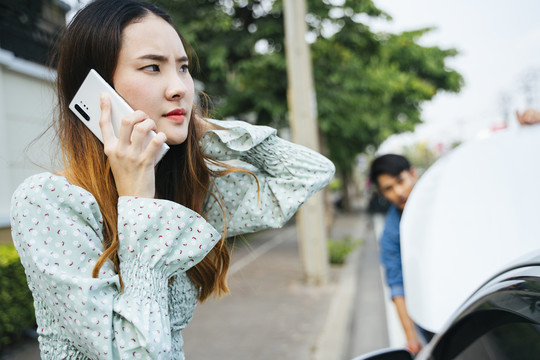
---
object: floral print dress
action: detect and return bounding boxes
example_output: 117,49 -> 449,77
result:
10,120 -> 335,359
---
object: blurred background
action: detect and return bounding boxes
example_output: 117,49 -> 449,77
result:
0,0 -> 538,357
1,0 -> 539,217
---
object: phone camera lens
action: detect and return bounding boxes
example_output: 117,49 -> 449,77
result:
74,104 -> 90,121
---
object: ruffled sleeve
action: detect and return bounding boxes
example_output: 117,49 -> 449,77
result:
201,119 -> 335,237
116,197 -> 219,274
10,173 -> 220,359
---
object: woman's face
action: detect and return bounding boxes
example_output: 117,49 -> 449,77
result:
113,14 -> 195,145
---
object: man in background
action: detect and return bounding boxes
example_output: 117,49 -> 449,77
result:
369,110 -> 540,353
369,154 -> 433,354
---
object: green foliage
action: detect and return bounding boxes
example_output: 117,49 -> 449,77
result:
402,141 -> 441,174
327,236 -> 362,265
0,244 -> 35,348
155,0 -> 288,126
328,177 -> 343,192
313,25 -> 463,174
155,0 -> 464,176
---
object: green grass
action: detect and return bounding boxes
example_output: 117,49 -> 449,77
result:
327,235 -> 362,265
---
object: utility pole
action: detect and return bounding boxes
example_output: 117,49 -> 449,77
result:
283,0 -> 329,285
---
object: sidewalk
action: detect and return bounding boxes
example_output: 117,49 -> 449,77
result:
182,208 -> 389,360
2,209 -> 391,360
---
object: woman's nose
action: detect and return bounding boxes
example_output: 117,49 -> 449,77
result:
166,75 -> 186,100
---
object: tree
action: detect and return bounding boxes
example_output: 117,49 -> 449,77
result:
156,0 -> 463,210
155,0 -> 288,125
312,23 -> 463,208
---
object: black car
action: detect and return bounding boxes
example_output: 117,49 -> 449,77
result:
352,251 -> 540,360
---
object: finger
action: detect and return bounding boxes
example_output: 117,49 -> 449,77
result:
524,109 -> 540,124
99,93 -> 117,147
143,131 -> 167,163
131,118 -> 157,150
117,110 -> 147,146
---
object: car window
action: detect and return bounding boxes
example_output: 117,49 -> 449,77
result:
454,322 -> 540,360
429,308 -> 540,360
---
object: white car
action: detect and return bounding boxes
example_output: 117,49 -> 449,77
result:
353,249 -> 540,359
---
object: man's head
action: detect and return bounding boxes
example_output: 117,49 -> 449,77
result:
369,154 -> 417,211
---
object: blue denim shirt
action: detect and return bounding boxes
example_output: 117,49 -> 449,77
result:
380,205 -> 405,299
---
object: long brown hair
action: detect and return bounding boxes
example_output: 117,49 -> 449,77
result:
53,0 -> 245,301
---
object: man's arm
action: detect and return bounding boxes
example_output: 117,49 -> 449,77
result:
393,296 -> 422,354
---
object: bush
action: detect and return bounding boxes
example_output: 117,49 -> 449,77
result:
328,178 -> 343,192
0,244 -> 35,348
327,236 -> 362,265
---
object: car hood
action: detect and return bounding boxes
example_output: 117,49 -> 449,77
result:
401,124 -> 540,333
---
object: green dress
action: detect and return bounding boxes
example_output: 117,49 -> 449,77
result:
10,120 -> 335,360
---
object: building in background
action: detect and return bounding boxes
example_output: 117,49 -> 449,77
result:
0,0 -> 69,239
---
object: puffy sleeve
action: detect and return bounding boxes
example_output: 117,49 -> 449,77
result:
200,119 -> 335,237
10,174 -> 220,359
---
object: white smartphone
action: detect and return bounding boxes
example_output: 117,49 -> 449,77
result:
69,69 -> 169,161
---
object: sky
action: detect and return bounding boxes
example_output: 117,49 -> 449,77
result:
65,0 -> 540,151
367,0 -> 540,152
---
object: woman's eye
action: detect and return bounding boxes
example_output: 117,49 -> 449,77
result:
179,64 -> 189,73
143,64 -> 160,72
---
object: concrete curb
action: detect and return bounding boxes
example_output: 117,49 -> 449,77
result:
312,245 -> 363,360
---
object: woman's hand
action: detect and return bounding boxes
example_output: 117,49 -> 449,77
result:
516,108 -> 540,125
99,93 -> 167,198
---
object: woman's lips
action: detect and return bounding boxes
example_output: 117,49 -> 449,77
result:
166,109 -> 186,123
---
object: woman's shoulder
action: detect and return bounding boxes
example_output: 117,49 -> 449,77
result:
12,172 -> 97,206
16,172 -> 71,192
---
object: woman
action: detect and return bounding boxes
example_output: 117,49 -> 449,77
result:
10,0 -> 334,359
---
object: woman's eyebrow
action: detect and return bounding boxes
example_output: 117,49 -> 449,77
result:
137,54 -> 167,61
177,56 -> 189,63
136,54 -> 189,63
